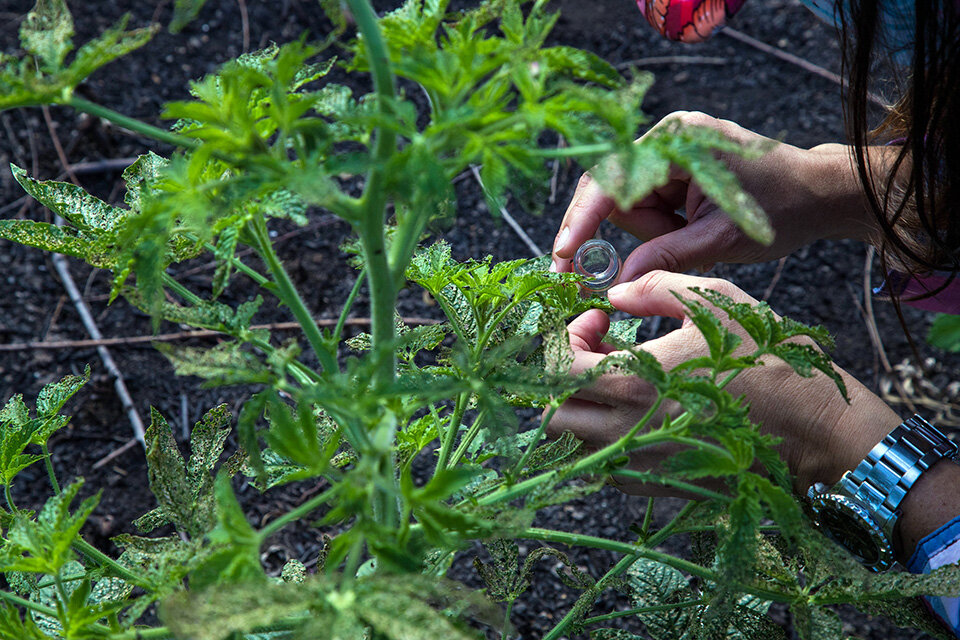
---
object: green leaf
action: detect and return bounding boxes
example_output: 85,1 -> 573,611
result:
542,46 -> 623,88
155,341 -> 272,387
3,480 -> 98,575
928,313 -> 960,352
65,16 -> 158,83
137,404 -> 233,538
170,0 -> 209,33
769,342 -> 848,402
0,602 -> 47,640
791,604 -> 843,640
654,123 -> 773,244
122,152 -> 169,212
36,364 -> 89,420
624,559 -> 696,640
0,220 -> 109,267
20,0 -> 74,71
190,473 -> 264,590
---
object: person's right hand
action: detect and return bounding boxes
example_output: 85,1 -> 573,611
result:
551,111 -> 874,281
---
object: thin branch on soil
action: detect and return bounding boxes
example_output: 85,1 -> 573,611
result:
0,317 -> 441,352
720,27 -> 885,107
69,156 -> 139,175
469,165 -> 544,257
91,437 -> 140,470
237,0 -> 251,52
41,109 -> 147,447
762,255 -> 788,302
616,55 -> 727,69
548,137 -> 566,204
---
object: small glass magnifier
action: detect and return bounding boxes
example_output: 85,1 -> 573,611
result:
573,239 -> 622,294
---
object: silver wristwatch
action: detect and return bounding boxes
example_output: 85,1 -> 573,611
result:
807,414 -> 958,571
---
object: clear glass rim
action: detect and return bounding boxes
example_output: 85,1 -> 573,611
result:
573,239 -> 621,292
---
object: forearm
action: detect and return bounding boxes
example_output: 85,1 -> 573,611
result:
803,142 -> 905,245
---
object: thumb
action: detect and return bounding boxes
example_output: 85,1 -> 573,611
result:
607,270 -> 745,320
619,217 -> 730,281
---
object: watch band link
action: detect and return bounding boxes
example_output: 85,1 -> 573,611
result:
838,415 -> 959,538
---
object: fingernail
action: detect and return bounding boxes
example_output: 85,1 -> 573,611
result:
607,283 -> 630,299
549,260 -> 558,273
554,226 -> 570,253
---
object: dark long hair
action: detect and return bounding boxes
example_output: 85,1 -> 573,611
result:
840,0 -> 960,286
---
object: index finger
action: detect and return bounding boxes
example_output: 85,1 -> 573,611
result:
552,173 -> 616,271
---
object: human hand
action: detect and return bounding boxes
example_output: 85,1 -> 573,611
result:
544,271 -> 899,496
551,112 -> 874,281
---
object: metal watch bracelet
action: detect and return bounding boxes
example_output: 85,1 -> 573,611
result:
837,415 -> 959,543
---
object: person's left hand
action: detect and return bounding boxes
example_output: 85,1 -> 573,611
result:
543,271 -> 899,497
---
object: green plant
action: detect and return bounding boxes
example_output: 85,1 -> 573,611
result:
1,1 -> 959,639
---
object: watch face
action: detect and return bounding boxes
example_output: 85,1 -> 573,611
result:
810,494 -> 895,571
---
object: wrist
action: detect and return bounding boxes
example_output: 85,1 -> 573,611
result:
803,143 -> 877,243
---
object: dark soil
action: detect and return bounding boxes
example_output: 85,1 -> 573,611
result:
0,1 -> 954,638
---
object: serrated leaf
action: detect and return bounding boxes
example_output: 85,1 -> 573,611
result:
3,480 -> 98,575
11,164 -> 128,233
155,342 -> 272,387
36,364 -> 89,420
625,558 -> 696,640
791,604 -> 843,640
20,0 -> 74,71
542,46 -> 623,87
170,0 -> 208,33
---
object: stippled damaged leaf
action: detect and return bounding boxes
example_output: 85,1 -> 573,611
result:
136,404 -> 233,538
155,341 -> 272,387
791,603 -> 843,640
624,559 -> 697,640
20,0 -> 74,71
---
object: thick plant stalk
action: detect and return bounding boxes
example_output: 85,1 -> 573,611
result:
342,0 -> 401,532
344,0 -> 398,391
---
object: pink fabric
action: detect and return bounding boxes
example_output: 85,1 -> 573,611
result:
875,271 -> 960,314
637,0 -> 747,43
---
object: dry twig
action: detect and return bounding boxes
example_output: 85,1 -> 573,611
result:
42,107 -> 147,447
719,27 -> 885,107
0,317 -> 441,352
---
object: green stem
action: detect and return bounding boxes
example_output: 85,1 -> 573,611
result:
259,486 -> 338,541
522,527 -> 796,604
332,267 -> 367,349
434,393 -> 468,475
639,496 -> 655,540
73,537 -> 155,591
509,403 -> 557,478
4,484 -> 16,511
502,599 -> 515,640
0,588 -> 56,618
582,598 -> 707,625
544,546 -> 641,640
447,408 -> 487,469
249,216 -> 338,374
609,470 -> 730,502
344,0 -> 398,391
66,97 -> 197,149
529,143 -> 612,158
474,397 -> 666,507
200,240 -> 270,287
41,442 -> 59,494
643,501 -> 697,548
